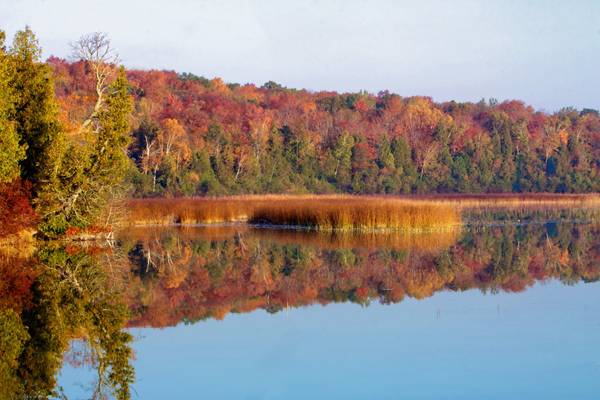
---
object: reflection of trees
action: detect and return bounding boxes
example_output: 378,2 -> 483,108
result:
1,223 -> 598,396
123,224 -> 600,328
0,245 -> 133,400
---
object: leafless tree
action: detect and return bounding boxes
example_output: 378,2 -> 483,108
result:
71,32 -> 120,134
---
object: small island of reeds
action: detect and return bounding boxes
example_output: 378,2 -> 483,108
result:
124,193 -> 600,233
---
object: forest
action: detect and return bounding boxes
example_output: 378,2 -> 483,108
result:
50,58 -> 600,198
1,27 -> 600,239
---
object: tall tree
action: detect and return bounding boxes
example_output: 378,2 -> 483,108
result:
6,27 -> 62,191
391,137 -> 417,193
36,33 -> 133,236
0,31 -> 25,183
329,132 -> 354,189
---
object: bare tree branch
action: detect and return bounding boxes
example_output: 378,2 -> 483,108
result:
71,32 -> 120,135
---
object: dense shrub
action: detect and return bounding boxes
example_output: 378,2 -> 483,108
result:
0,180 -> 38,238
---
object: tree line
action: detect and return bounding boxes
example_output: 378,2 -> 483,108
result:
50,57 -> 600,197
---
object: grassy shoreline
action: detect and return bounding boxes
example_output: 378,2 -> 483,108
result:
123,193 -> 600,232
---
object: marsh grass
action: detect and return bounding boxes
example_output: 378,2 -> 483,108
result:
428,193 -> 600,209
126,195 -> 461,232
125,193 -> 600,232
249,198 -> 460,232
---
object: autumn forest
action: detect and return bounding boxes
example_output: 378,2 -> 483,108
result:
1,28 -> 599,239
56,56 -> 600,198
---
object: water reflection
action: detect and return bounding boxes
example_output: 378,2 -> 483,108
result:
121,223 -> 600,328
1,221 -> 599,398
0,245 -> 133,400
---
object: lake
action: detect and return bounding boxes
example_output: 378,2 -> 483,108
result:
2,218 -> 599,399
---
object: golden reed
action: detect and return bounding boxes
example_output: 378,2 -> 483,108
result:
126,195 -> 457,232
124,193 -> 600,232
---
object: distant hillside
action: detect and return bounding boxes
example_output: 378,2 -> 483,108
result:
49,57 -> 600,196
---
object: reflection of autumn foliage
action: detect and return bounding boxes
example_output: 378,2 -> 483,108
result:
0,254 -> 38,313
1,223 -> 598,395
121,223 -> 600,328
0,246 -> 134,399
122,225 -> 460,251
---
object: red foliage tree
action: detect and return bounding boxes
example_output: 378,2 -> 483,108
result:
0,180 -> 38,237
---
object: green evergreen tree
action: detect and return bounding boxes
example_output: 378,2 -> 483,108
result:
0,31 -> 25,183
452,155 -> 472,192
205,123 -> 237,190
330,132 -> 354,190
190,149 -> 223,194
433,121 -> 455,191
391,137 -> 417,193
261,127 -> 295,192
6,27 -> 62,191
554,141 -> 571,192
471,137 -> 494,192
488,113 -> 516,191
376,136 -> 399,193
377,136 -> 395,170
500,124 -> 516,191
566,135 -> 593,192
38,68 -> 133,236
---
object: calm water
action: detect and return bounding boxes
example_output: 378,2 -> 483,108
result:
2,219 -> 599,399
63,280 -> 600,400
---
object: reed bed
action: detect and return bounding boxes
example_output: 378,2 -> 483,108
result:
126,195 -> 460,232
248,197 -> 460,232
124,193 -> 600,232
417,193 -> 600,209
126,197 -> 255,225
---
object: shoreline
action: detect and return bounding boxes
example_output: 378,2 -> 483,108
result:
2,194 -> 599,244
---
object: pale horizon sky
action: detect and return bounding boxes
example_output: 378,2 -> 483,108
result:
1,0 -> 599,112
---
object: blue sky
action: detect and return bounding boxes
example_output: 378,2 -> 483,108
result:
2,0 -> 599,111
